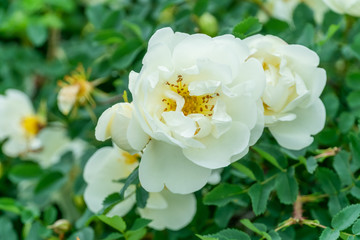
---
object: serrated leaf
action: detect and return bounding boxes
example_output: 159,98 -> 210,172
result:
199,229 -> 251,240
232,17 -> 262,39
316,168 -> 341,195
319,228 -> 340,240
333,151 -> 352,186
98,215 -> 126,233
101,193 -> 122,214
248,181 -> 275,215
136,186 -> 149,209
203,183 -> 243,207
331,204 -> 360,230
240,219 -> 271,240
276,168 -> 298,204
352,219 -> 360,235
306,157 -> 318,174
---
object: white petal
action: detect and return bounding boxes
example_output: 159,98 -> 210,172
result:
162,111 -> 196,138
269,99 -> 326,150
95,103 -> 124,141
146,192 -> 168,209
139,140 -> 212,194
57,85 -> 79,115
183,121 -> 250,169
138,189 -> 196,231
2,136 -> 28,157
211,99 -> 232,138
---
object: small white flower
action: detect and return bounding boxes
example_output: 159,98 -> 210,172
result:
0,89 -> 45,157
245,34 -> 326,150
28,125 -> 86,168
323,0 -> 360,17
83,145 -> 196,230
96,27 -> 266,194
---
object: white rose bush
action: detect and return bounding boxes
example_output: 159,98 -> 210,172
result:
1,1 -> 360,239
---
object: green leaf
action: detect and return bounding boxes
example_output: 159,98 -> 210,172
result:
248,181 -> 275,216
316,168 -> 341,195
119,168 -> 139,198
0,198 -> 22,214
135,186 -> 149,209
129,218 -> 152,231
319,24 -> 340,46
350,133 -> 360,165
333,150 -> 352,186
240,219 -> 271,240
98,215 -> 126,233
68,227 -> 94,240
102,233 -> 123,240
338,112 -> 355,133
34,171 -> 66,195
319,228 -> 340,240
9,163 -> 43,182
198,229 -> 251,240
26,24 -> 48,46
215,205 -> 236,228
203,183 -> 243,207
322,92 -> 339,118
253,146 -> 284,171
352,219 -> 360,235
296,23 -> 314,47
0,216 -> 18,240
268,230 -> 281,240
232,17 -> 262,39
43,206 -> 57,225
328,193 -> 349,217
276,168 -> 298,204
101,193 -> 122,214
232,162 -> 256,181
331,204 -> 360,230
347,91 -> 360,111
305,157 -> 318,174
346,72 -> 360,90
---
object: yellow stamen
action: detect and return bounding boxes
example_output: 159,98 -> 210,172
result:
162,75 -> 218,117
122,152 -> 140,165
21,116 -> 44,137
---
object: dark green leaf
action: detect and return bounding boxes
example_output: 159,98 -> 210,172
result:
34,171 -> 66,195
316,168 -> 341,195
248,181 -> 275,215
26,24 -> 48,46
193,0 -> 208,16
68,227 -> 94,240
198,228 -> 251,240
352,219 -> 360,235
119,168 -> 139,198
136,186 -> 149,209
9,163 -> 43,182
333,150 -> 352,186
0,216 -> 18,240
203,183 -> 243,207
276,168 -> 298,204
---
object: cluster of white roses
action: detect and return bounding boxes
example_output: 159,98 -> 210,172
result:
84,27 -> 326,230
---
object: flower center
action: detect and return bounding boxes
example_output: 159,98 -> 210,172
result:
162,75 -> 218,117
21,116 -> 44,137
122,152 -> 140,165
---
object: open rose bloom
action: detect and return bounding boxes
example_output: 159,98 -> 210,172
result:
96,27 -> 266,194
245,35 -> 326,150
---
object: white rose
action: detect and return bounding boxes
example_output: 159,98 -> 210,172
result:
96,27 -> 265,194
323,0 -> 360,17
0,89 -> 45,157
245,34 -> 326,150
83,145 -> 196,230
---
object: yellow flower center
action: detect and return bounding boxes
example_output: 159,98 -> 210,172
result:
21,116 -> 44,137
122,152 -> 140,165
162,75 -> 218,117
